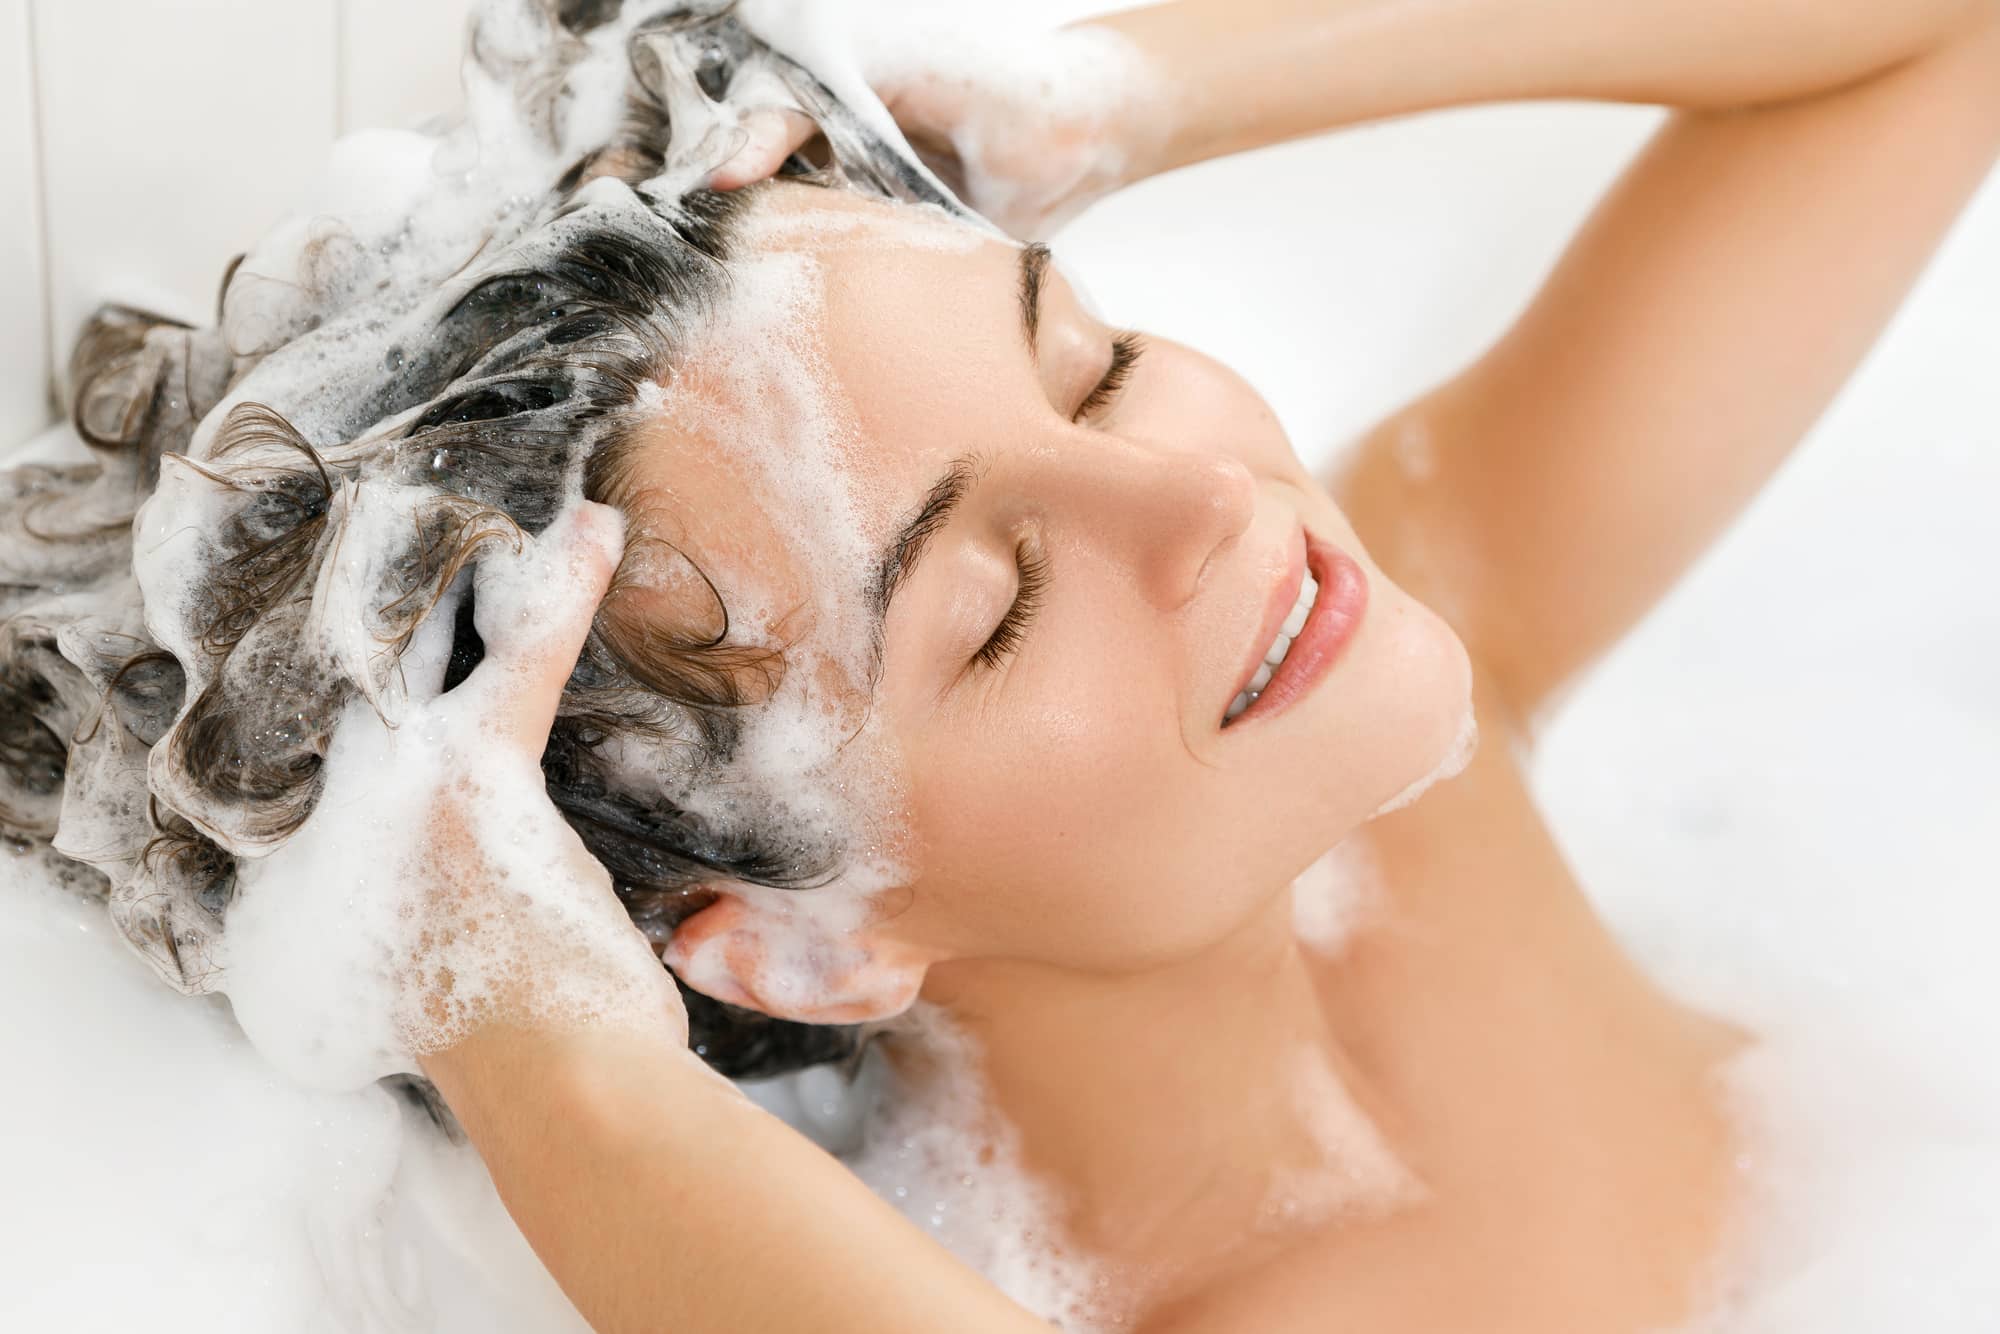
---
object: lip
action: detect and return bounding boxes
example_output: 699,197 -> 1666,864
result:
1222,530 -> 1369,729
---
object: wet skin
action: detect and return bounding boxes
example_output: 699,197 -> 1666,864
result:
613,186 -> 1744,1332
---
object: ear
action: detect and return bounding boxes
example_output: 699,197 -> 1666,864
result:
661,892 -> 930,1025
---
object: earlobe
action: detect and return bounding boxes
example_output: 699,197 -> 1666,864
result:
659,896 -> 765,1012
662,893 -> 930,1025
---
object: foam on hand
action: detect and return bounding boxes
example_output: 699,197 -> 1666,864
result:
88,0 -> 986,1084
222,508 -> 687,1090
13,2 -> 1999,1331
0,1 -> 1005,1317
824,0 -> 1170,237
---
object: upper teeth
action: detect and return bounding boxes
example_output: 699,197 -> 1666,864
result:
1226,570 -> 1320,724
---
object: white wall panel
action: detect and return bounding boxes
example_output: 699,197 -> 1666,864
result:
35,0 -> 340,378
340,0 -> 475,133
0,0 -> 52,450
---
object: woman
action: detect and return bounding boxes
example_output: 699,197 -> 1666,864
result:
8,0 -> 1998,1329
419,0 -> 2000,1326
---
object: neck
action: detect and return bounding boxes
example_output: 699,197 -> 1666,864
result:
901,889 -> 1416,1295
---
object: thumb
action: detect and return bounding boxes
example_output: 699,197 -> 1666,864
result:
468,501 -> 625,751
705,107 -> 819,191
880,74 -> 969,138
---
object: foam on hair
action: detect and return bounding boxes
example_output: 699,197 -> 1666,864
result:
0,1 -> 1131,1319
1,0 -> 981,1087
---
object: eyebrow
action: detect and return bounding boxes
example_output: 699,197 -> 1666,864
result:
873,453 -> 983,621
867,248 -> 1044,631
1018,242 -> 1051,356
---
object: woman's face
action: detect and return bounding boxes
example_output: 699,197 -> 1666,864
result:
615,184 -> 1471,1001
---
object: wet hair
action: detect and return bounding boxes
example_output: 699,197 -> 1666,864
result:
0,0 -> 972,1083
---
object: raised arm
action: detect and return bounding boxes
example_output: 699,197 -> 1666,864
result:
1111,0 -> 1997,171
319,509 -> 1046,1334
424,1026 -> 1047,1334
1082,0 -> 2000,723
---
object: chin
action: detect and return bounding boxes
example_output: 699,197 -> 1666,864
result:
1370,597 -> 1479,818
1299,576 -> 1476,831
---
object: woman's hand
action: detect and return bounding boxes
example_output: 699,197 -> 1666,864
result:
710,21 -> 1167,239
221,502 -> 687,1090
714,0 -> 1993,233
355,522 -> 1053,1334
399,503 -> 688,1052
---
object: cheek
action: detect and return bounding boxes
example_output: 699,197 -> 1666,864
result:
1141,342 -> 1302,479
907,648 -> 1273,969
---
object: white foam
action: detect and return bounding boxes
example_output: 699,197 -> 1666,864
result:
632,377 -> 670,415
743,195 -> 987,254
1369,703 -> 1479,820
222,507 -> 685,1090
595,196 -> 1021,1019
844,1008 -> 1116,1331
10,2 -> 2000,1330
828,4 -> 1168,237
1291,836 -> 1385,956
1392,415 -> 1440,484
0,862 -> 446,1332
113,0 -> 978,1080
1258,1046 -> 1421,1232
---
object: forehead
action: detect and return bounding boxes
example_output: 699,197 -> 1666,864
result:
613,186 -> 1023,654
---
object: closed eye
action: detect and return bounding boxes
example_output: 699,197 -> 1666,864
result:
973,542 -> 1050,672
1074,332 -> 1145,422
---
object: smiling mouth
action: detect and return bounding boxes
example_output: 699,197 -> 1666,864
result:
1221,533 -> 1369,730
1225,569 -> 1321,723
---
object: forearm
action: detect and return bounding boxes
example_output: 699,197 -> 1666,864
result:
1101,0 -> 1995,174
424,1028 -> 1045,1334
1325,9 -> 2000,718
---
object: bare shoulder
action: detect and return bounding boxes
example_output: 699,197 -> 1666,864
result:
1142,662 -> 1744,1334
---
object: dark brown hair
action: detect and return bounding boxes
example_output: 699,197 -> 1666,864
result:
0,0 -> 974,1082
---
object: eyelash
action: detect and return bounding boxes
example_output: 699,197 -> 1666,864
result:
969,333 -> 1137,673
974,544 -> 1050,672
1073,332 -> 1146,421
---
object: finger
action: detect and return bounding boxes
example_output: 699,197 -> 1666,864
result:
705,107 -> 818,191
467,501 -> 625,750
881,85 -> 996,223
881,78 -> 965,135
396,571 -> 469,711
899,122 -> 971,201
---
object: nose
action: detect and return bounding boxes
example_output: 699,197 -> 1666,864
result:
1049,438 -> 1257,609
